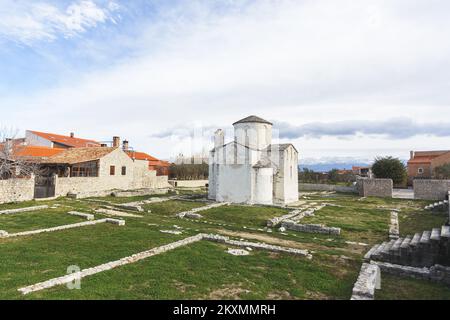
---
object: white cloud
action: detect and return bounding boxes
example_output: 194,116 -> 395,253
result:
3,0 -> 450,161
0,0 -> 119,45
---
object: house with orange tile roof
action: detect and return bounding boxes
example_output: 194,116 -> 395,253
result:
35,146 -> 171,198
24,130 -> 170,176
25,130 -> 101,149
13,145 -> 64,160
352,166 -> 372,178
1,134 -> 172,201
126,150 -> 171,176
407,150 -> 450,181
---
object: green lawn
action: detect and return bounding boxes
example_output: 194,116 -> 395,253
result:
142,200 -> 206,216
399,210 -> 448,237
87,193 -> 175,204
300,205 -> 390,244
200,205 -> 289,229
0,190 -> 448,300
0,210 -> 85,233
27,242 -> 359,300
377,274 -> 450,300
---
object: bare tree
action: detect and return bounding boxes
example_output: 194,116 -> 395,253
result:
0,127 -> 42,180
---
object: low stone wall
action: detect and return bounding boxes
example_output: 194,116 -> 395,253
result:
299,183 -> 357,193
176,202 -> 229,218
68,211 -> 95,221
0,178 -> 35,204
169,180 -> 208,188
18,233 -> 311,295
267,208 -> 318,227
202,234 -> 311,257
389,212 -> 400,240
414,180 -> 450,200
1,218 -> 125,239
267,209 -> 304,227
351,263 -> 381,300
358,178 -> 393,198
0,205 -> 48,215
55,174 -> 172,199
95,208 -> 143,218
111,188 -> 172,198
372,261 -> 450,286
281,220 -> 341,235
18,234 -> 204,295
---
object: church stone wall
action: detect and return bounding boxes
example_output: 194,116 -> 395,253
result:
253,167 -> 273,205
216,164 -> 253,203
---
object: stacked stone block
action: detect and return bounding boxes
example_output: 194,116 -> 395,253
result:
350,263 -> 381,300
366,225 -> 450,268
0,205 -> 49,215
281,220 -> 341,235
357,178 -> 393,198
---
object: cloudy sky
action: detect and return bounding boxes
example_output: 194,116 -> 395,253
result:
1,0 -> 450,164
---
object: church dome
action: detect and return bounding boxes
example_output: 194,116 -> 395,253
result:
233,115 -> 273,126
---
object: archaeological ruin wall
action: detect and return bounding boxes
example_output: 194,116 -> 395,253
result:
413,179 -> 450,201
358,178 -> 393,198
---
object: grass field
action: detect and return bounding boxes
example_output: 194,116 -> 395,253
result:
0,191 -> 448,300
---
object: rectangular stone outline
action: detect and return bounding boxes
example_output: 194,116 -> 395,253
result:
0,218 -> 125,239
0,205 -> 49,215
176,202 -> 230,218
17,233 -> 310,295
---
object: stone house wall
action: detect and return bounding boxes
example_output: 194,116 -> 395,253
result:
55,148 -> 170,198
413,179 -> 450,200
0,177 -> 35,204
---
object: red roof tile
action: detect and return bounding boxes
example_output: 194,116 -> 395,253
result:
408,156 -> 435,164
29,130 -> 100,148
149,160 -> 171,167
126,151 -> 170,168
14,146 -> 65,158
126,151 -> 159,162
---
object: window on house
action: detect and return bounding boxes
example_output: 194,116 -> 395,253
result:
121,166 -> 127,176
110,166 -> 115,176
70,161 -> 99,177
418,168 -> 424,174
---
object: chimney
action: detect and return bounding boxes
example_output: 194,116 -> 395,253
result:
70,132 -> 74,138
113,136 -> 120,148
410,151 -> 415,160
214,129 -> 224,149
123,140 -> 129,151
5,138 -> 12,153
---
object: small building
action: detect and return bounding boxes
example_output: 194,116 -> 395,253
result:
36,146 -> 170,198
407,150 -> 450,181
26,130 -> 101,148
352,166 -> 372,178
1,136 -> 171,202
13,145 -> 65,160
126,150 -> 170,176
208,116 -> 299,205
25,130 -> 169,177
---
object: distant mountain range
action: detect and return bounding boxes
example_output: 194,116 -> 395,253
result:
299,162 -> 371,172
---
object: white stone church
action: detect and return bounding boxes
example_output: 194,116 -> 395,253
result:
208,116 -> 299,205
